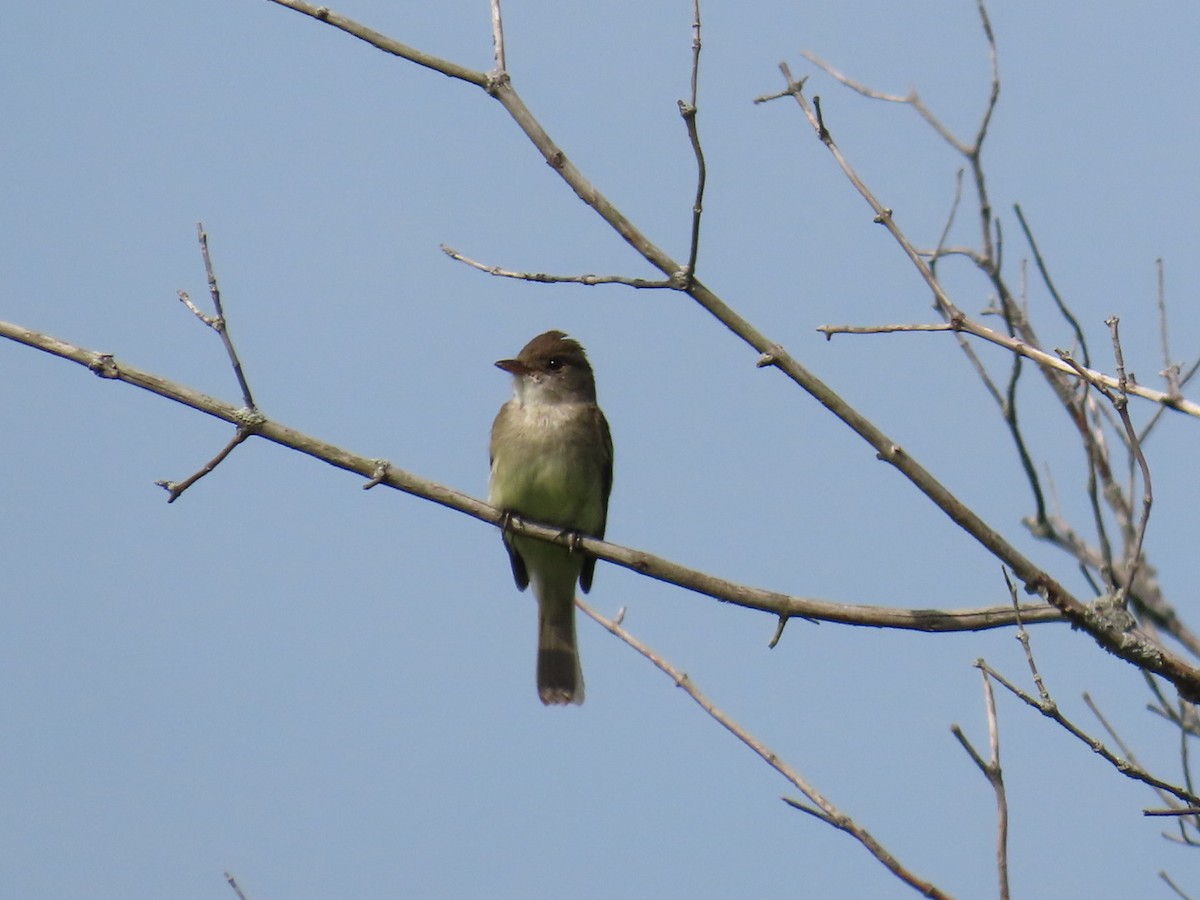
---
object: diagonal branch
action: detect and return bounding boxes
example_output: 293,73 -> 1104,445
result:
266,0 -> 490,86
580,600 -> 951,899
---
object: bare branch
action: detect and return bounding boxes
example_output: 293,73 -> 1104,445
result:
803,0 -> 1001,260
196,224 -> 256,410
264,0 -> 491,87
440,244 -> 675,288
817,323 -> 957,337
1084,691 -> 1199,837
1105,317 -> 1154,603
489,0 -> 505,73
818,316 -> 1200,418
155,426 -> 256,503
952,665 -> 1010,900
1013,204 -> 1090,368
999,576 -> 1200,806
982,658 -> 1200,806
996,285 -> 1049,530
1140,355 -> 1200,444
157,226 -> 266,501
579,600 -> 952,899
1159,870 -> 1194,900
1156,258 -> 1182,399
175,224 -> 257,409
0,317 -> 1073,636
1005,569 -> 1050,702
677,0 -> 707,286
224,871 -> 250,900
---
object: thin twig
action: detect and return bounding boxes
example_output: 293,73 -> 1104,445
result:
224,871 -> 250,900
1004,568 -> 1050,702
804,0 -> 1000,262
928,169 -> 1008,410
1156,258 -> 1181,399
981,658 -> 1200,806
1140,356 -> 1200,443
817,323 -> 957,337
1181,696 -> 1198,798
817,317 -> 1200,417
160,227 -> 267,501
996,282 -> 1048,528
155,426 -> 256,503
951,666 -> 1010,900
1012,205 -> 1089,369
489,0 -> 505,73
439,245 -> 674,288
266,0 -> 491,86
183,223 -> 257,410
1085,691 -> 1200,843
1105,316 -> 1154,603
579,600 -> 951,899
1159,870 -> 1194,900
1001,573 -> 1200,805
677,0 -> 706,286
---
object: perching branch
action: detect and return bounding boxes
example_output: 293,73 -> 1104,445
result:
0,316 -> 1066,637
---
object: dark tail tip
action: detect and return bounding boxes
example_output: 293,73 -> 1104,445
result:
538,647 -> 584,705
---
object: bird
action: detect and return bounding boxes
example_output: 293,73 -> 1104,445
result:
488,330 -> 613,705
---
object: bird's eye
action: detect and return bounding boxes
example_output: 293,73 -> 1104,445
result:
546,357 -> 564,371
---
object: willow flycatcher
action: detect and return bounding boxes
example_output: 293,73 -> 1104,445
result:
489,330 -> 613,705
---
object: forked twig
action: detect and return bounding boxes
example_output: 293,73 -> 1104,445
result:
951,666 -> 1010,900
160,225 -> 265,501
179,224 -> 257,410
982,575 -> 1200,807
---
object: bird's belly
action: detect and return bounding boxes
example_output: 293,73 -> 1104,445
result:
489,424 -> 603,533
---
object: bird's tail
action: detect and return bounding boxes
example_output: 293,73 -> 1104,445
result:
537,590 -> 585,706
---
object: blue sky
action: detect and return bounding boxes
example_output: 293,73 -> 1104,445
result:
4,1 -> 1200,897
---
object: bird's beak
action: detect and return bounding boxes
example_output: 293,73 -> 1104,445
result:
495,358 -> 530,376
